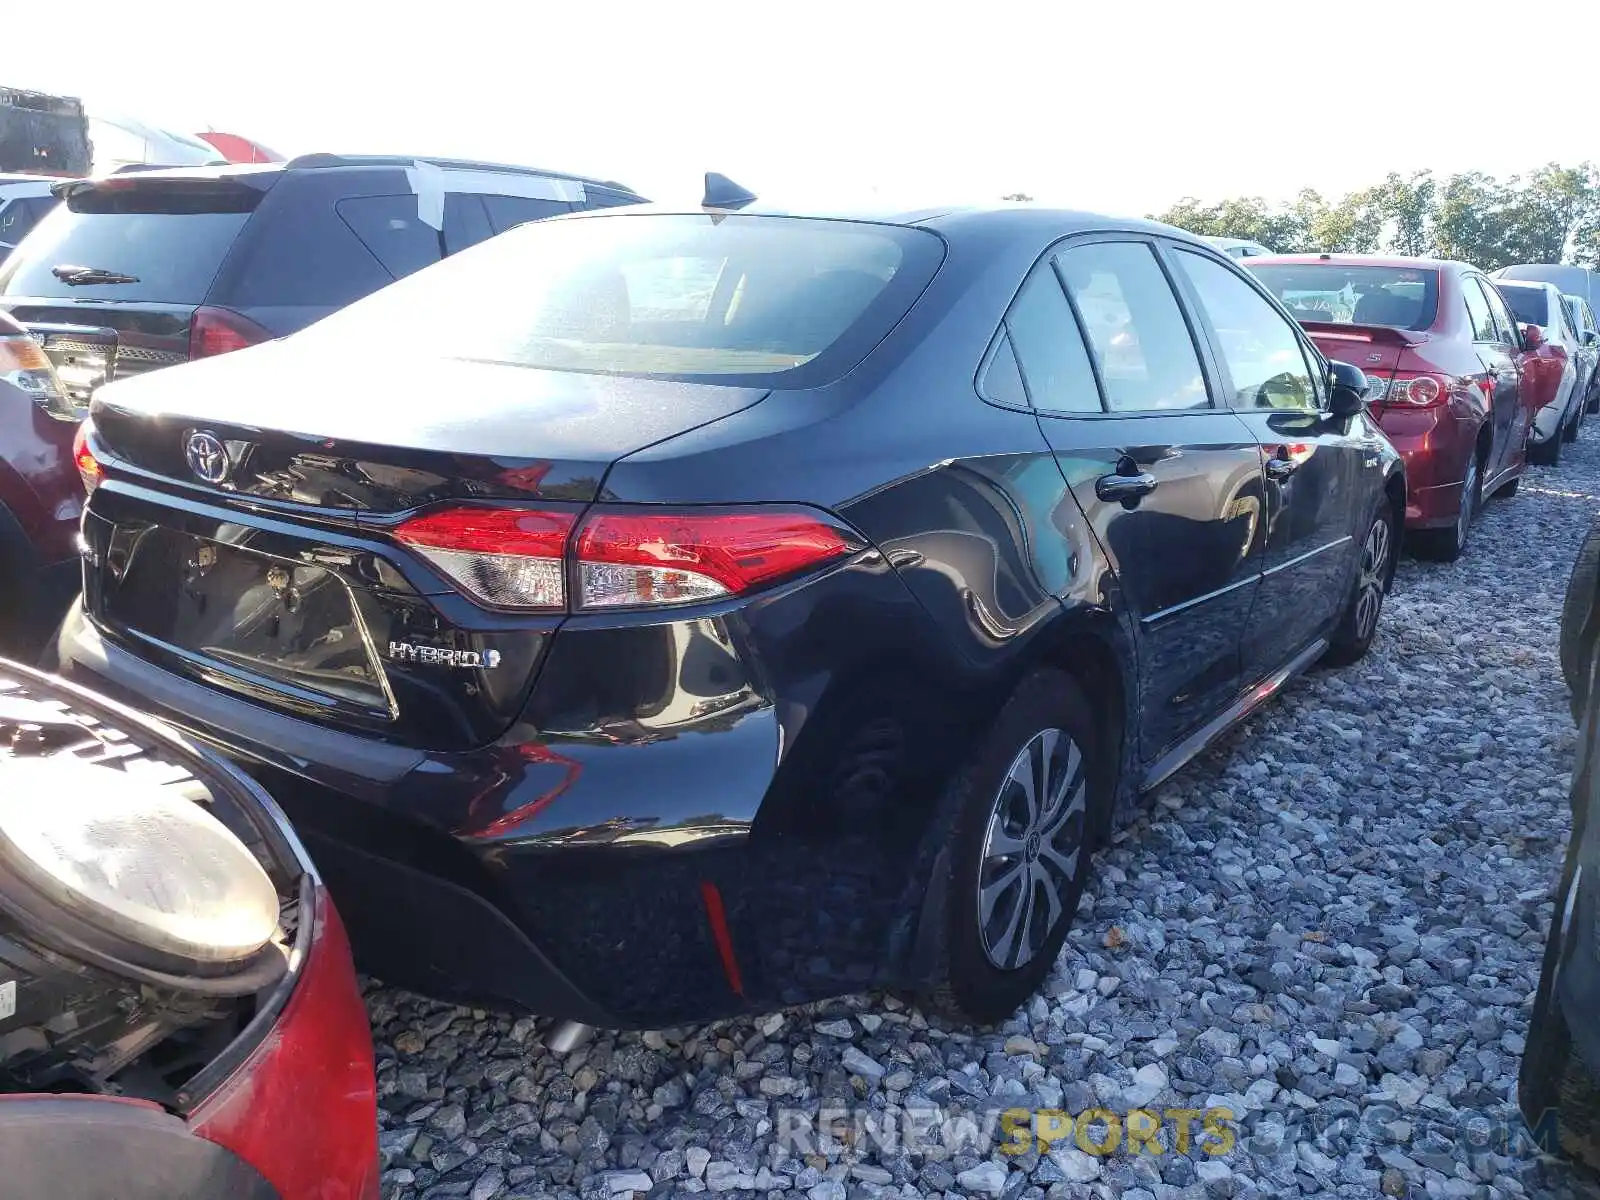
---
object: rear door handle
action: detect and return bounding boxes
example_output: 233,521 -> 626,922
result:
1264,458 -> 1298,480
1095,470 -> 1158,506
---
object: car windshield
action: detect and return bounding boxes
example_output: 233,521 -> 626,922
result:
1498,284 -> 1551,328
290,211 -> 946,387
1247,263 -> 1439,331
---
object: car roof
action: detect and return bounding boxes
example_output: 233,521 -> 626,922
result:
53,154 -> 644,197
559,199 -> 1206,245
1245,252 -> 1472,272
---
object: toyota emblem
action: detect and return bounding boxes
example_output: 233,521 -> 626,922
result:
185,431 -> 230,484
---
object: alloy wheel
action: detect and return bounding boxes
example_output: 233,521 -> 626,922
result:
977,728 -> 1087,970
1354,516 -> 1391,642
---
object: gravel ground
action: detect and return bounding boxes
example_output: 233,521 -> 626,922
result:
370,433 -> 1600,1200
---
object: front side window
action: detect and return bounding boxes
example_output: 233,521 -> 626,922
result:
1174,249 -> 1317,410
1003,261 -> 1100,413
1055,241 -> 1209,412
1463,277 -> 1499,343
291,212 -> 945,387
1480,279 -> 1520,346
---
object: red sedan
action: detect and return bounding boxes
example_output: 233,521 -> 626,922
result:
0,310 -> 82,652
0,660 -> 378,1199
1248,254 -> 1528,561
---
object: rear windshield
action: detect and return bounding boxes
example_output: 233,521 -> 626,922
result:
0,180 -> 257,303
1247,263 -> 1439,331
291,211 -> 946,387
1497,284 -> 1550,327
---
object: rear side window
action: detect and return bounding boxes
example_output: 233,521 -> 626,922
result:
1055,241 -> 1209,412
289,212 -> 946,388
336,195 -> 441,280
1498,284 -> 1549,329
978,333 -> 1028,407
0,181 -> 256,302
1003,262 -> 1100,413
483,194 -> 571,233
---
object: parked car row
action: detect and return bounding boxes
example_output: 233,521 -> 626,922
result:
1245,253 -> 1600,560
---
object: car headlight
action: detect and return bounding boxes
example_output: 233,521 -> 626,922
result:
0,756 -> 281,965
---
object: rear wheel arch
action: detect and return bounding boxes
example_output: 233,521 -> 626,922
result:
1029,615 -> 1133,836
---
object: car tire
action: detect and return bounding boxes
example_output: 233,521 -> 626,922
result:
1520,917 -> 1600,1171
921,669 -> 1107,1025
1531,430 -> 1563,466
1567,402 -> 1583,443
1587,386 -> 1599,416
1414,451 -> 1481,562
1560,518 -> 1600,714
1323,504 -> 1396,667
1495,476 -> 1521,498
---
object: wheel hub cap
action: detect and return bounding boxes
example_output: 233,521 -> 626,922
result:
977,727 -> 1088,971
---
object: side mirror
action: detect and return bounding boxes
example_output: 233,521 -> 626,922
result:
1584,329 -> 1598,347
1523,323 -> 1546,350
1326,359 -> 1369,419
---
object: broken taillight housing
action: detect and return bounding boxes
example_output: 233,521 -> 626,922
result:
394,504 -> 860,612
0,332 -> 77,421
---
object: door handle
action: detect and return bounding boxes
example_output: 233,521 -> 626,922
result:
1095,470 -> 1158,506
1264,457 -> 1298,480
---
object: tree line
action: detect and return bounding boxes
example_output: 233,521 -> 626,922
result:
1143,164 -> 1600,271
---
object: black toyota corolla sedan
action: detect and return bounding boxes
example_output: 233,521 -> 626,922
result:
50,194 -> 1404,1028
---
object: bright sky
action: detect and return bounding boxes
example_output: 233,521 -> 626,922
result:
18,0 -> 1596,216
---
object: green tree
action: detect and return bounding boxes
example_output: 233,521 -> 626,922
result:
1502,163 -> 1598,264
1431,172 -> 1520,267
1369,171 -> 1436,257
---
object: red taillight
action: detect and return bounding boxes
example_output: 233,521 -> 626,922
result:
72,422 -> 101,493
1380,371 -> 1449,408
394,504 -> 859,612
395,506 -> 575,609
189,306 -> 270,360
575,508 -> 856,609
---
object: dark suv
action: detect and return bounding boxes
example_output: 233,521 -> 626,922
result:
0,154 -> 645,407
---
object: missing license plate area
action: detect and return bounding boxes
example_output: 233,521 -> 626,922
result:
105,528 -> 392,715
